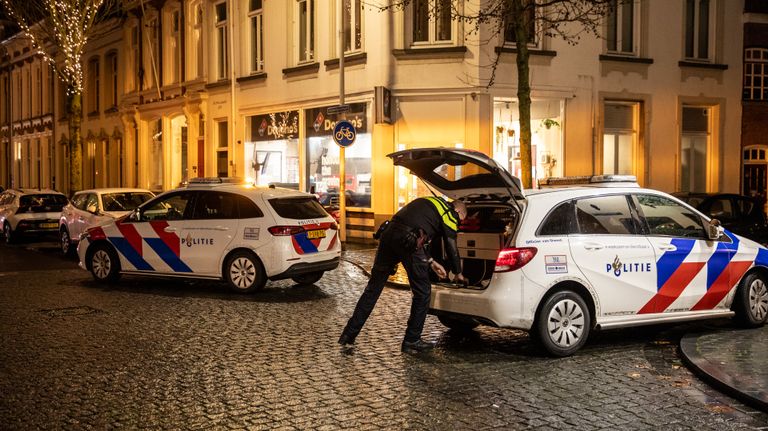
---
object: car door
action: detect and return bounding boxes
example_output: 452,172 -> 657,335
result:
633,193 -> 740,313
180,191 -> 238,275
568,194 -> 657,317
121,191 -> 198,274
73,193 -> 100,240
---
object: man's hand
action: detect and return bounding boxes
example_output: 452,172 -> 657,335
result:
454,273 -> 468,286
429,260 -> 447,279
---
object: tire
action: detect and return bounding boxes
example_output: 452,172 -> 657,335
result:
88,243 -> 121,283
60,228 -> 73,256
733,272 -> 768,328
535,290 -> 591,357
224,251 -> 266,293
291,271 -> 323,285
3,222 -> 14,245
438,315 -> 479,332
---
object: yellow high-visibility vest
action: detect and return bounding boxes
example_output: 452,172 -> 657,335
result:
424,197 -> 459,231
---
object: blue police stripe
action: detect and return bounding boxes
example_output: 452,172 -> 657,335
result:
705,231 -> 738,290
656,238 -> 695,290
145,238 -> 193,273
755,247 -> 768,267
294,233 -> 319,254
109,237 -> 154,271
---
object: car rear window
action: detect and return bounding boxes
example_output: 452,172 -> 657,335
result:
19,194 -> 68,212
102,192 -> 154,212
269,197 -> 328,219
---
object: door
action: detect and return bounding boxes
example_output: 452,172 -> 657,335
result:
179,191 -> 237,275
568,194 -> 657,317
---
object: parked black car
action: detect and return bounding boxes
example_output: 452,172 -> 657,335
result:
673,192 -> 768,244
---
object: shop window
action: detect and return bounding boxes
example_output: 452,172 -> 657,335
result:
680,106 -> 711,193
603,101 -> 640,176
245,111 -> 300,188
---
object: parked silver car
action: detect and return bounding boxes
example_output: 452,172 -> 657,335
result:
0,188 -> 68,244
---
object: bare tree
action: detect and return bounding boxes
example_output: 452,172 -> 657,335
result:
0,0 -> 120,194
376,0 -> 615,188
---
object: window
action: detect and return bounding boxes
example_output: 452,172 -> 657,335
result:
88,58 -> 100,113
681,106 -> 710,193
191,1 -> 204,79
341,0 -> 363,54
145,17 -> 160,88
269,197 -> 328,219
105,52 -> 118,108
215,2 -> 229,79
684,0 -> 713,61
128,25 -> 139,91
575,195 -> 637,235
249,0 -> 264,73
538,201 -> 575,235
296,0 -> 315,63
744,48 -> 768,101
504,0 -> 537,48
411,0 -> 454,46
141,192 -> 195,221
603,101 -> 640,176
192,192 -> 239,219
635,194 -> 706,238
168,9 -> 182,84
606,0 -> 637,55
216,120 -> 229,177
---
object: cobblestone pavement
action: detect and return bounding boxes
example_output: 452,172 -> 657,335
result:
1,243 -> 768,429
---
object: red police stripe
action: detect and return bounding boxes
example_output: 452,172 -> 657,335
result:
691,260 -> 753,310
638,261 -> 705,314
328,231 -> 337,250
116,222 -> 143,257
150,221 -> 180,257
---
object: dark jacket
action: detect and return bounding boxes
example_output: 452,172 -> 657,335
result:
392,197 -> 462,273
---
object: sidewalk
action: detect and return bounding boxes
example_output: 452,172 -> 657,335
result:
341,247 -> 768,413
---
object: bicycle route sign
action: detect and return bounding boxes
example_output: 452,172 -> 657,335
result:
333,120 -> 356,147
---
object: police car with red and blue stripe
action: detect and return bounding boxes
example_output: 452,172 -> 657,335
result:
77,178 -> 341,292
391,148 -> 768,356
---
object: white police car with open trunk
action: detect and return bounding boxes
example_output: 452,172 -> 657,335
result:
77,178 -> 341,292
391,148 -> 768,356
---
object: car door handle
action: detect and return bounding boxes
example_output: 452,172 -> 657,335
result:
164,227 -> 178,233
583,242 -> 604,251
657,244 -> 677,251
213,226 -> 229,231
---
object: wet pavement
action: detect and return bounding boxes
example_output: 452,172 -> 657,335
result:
347,245 -> 768,416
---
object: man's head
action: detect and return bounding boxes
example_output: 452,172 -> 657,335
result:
452,200 -> 467,221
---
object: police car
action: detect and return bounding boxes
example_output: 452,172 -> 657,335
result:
391,148 -> 768,357
77,178 -> 341,292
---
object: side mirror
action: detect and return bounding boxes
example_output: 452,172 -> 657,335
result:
128,209 -> 140,222
707,218 -> 724,240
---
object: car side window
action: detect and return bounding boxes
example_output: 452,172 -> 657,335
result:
538,201 -> 575,235
575,195 -> 637,235
85,194 -> 99,213
141,192 -> 195,221
236,195 -> 264,218
72,194 -> 88,210
192,192 -> 239,220
635,194 -> 706,238
735,197 -> 755,216
707,198 -> 734,219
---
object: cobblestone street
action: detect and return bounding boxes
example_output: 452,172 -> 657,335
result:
1,243 -> 767,429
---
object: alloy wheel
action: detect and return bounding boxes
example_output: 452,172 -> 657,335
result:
749,278 -> 768,322
92,249 -> 112,280
230,257 -> 256,289
547,298 -> 585,348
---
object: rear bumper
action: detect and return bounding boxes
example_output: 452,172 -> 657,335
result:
269,257 -> 340,281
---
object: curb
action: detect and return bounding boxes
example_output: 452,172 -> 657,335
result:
679,333 -> 768,413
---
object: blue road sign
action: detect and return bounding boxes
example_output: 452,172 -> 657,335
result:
333,120 -> 356,147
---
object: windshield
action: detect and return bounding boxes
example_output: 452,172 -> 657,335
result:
102,192 -> 154,212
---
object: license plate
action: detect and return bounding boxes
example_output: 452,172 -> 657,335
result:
306,229 -> 326,239
40,223 -> 57,229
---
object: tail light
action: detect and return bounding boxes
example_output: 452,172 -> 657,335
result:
494,247 -> 537,273
268,226 -> 305,236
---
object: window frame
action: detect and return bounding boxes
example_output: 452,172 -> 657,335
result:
248,0 -> 265,73
295,0 -> 316,64
503,0 -> 540,50
215,1 -> 229,80
680,105 -> 712,193
407,0 -> 457,48
684,0 -> 715,62
573,194 -> 641,236
631,193 -> 708,239
87,57 -> 100,114
744,47 -> 768,101
605,0 -> 639,56
340,0 -> 364,55
105,52 -> 118,108
602,100 -> 640,176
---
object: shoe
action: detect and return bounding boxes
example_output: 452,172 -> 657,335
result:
401,339 -> 436,354
338,333 -> 355,346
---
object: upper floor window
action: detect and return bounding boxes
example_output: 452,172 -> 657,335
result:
167,8 -> 182,84
249,0 -> 264,73
411,0 -> 454,47
606,0 -> 637,55
744,48 -> 768,101
504,0 -> 538,48
341,0 -> 363,54
145,16 -> 160,88
189,1 -> 205,80
105,52 -> 118,108
296,0 -> 315,63
87,57 -> 100,113
215,1 -> 229,79
684,0 -> 713,61
127,25 -> 139,92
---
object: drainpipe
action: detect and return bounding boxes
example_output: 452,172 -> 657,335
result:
228,0 -> 236,177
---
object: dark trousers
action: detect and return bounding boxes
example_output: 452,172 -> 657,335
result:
341,230 -> 432,343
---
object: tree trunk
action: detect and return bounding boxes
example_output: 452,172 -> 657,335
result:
513,0 -> 533,189
67,88 -> 82,195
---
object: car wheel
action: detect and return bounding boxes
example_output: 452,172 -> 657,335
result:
733,272 -> 768,328
89,243 -> 121,283
224,251 -> 266,293
291,271 -> 323,285
3,222 -> 14,245
535,290 -> 591,357
438,315 -> 479,332
60,228 -> 73,256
